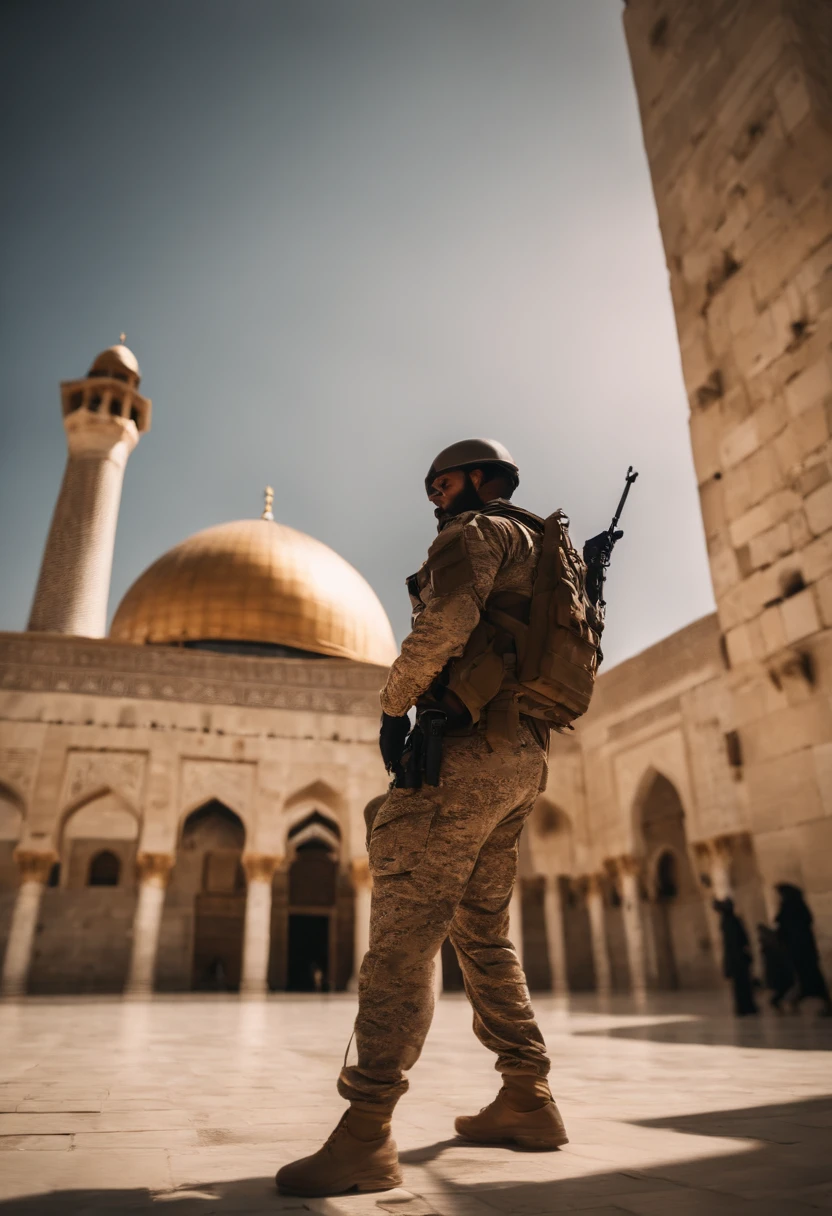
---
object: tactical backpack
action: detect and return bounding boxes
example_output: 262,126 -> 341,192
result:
440,505 -> 604,735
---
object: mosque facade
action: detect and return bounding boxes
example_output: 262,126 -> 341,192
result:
0,341 -> 783,1003
1,0 -> 830,1003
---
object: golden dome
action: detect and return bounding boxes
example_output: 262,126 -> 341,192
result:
110,518 -> 397,666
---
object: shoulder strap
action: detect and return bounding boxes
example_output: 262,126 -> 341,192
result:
477,500 -> 545,532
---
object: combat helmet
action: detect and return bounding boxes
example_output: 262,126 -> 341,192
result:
425,438 -> 519,497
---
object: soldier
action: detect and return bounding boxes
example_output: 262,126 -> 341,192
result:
276,439 -> 569,1198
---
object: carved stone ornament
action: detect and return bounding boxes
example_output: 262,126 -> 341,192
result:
612,854 -> 642,879
135,852 -> 174,885
242,853 -> 282,883
0,634 -> 384,717
61,750 -> 147,814
180,759 -> 255,823
0,749 -> 39,803
15,848 -> 59,883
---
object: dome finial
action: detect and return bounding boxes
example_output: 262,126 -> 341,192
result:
119,332 -> 127,344
262,486 -> 274,521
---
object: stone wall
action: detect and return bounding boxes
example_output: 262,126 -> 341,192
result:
624,0 -> 832,960
27,889 -> 137,993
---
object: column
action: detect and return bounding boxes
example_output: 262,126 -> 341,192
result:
543,874 -> 569,994
349,858 -> 372,993
509,879 -> 525,969
125,852 -> 174,997
615,856 -> 648,997
1,850 -> 57,998
695,836 -> 739,980
710,836 -> 735,901
585,874 -> 611,995
240,854 -> 282,997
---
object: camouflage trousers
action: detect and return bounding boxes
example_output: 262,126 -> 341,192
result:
338,719 -> 550,1108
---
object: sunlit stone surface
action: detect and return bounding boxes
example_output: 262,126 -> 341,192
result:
0,994 -> 830,1214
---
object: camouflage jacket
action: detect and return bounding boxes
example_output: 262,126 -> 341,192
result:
380,507 -> 542,717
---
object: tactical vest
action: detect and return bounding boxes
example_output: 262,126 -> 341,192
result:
410,502 -> 604,740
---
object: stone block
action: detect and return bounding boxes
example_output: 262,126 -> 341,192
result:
793,816 -> 832,896
720,382 -> 754,428
788,509 -> 812,552
785,356 -> 832,418
729,487 -> 802,547
689,403 -> 723,483
759,602 -> 786,656
750,396 -> 788,447
679,328 -> 716,400
774,65 -> 812,134
780,586 -> 821,643
726,272 -> 759,339
732,308 -> 782,379
719,416 -> 759,470
725,619 -> 763,667
728,665 -> 788,729
745,746 -> 825,834
698,478 -> 727,541
709,535 -> 741,595
815,743 -> 832,816
751,194 -> 832,307
806,480 -> 832,536
799,462 -> 832,498
748,520 -> 792,570
792,400 -> 832,460
817,572 -> 832,628
802,531 -> 832,583
771,424 -> 801,477
794,238 -> 832,311
747,694 -> 832,765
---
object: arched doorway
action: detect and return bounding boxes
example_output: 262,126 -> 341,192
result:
179,801 -> 246,991
652,849 -> 681,990
272,809 -> 344,992
29,790 -> 138,994
637,773 -> 714,989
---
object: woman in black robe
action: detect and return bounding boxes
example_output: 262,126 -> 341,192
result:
757,923 -> 794,1011
775,884 -> 832,1016
714,898 -> 758,1017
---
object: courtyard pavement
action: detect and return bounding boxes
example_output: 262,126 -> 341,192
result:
0,992 -> 831,1214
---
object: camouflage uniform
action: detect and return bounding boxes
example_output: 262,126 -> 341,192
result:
338,508 -> 550,1109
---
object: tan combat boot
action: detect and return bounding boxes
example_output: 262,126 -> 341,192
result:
454,1074 -> 568,1150
275,1104 -> 403,1197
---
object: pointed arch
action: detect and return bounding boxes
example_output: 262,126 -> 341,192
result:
282,780 -> 347,843
60,787 -> 139,844
0,781 -> 24,842
287,809 -> 341,860
284,779 -> 345,816
529,798 -> 575,876
180,800 -> 246,851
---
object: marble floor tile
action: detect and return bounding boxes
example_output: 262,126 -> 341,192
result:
0,992 -> 828,1215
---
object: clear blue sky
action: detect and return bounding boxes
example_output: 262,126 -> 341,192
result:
0,0 -> 714,668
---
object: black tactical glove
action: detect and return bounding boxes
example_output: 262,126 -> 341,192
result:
379,712 -> 410,773
583,529 -> 623,566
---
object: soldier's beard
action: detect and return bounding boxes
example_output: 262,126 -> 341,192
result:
433,474 -> 484,524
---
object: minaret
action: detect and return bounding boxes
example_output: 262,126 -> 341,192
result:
27,340 -> 151,637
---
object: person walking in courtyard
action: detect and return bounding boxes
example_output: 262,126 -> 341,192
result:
714,898 -> 758,1017
276,439 -> 611,1197
757,923 -> 795,1012
775,884 -> 832,1016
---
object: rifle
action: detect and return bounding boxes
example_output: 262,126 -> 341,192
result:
584,466 -> 639,609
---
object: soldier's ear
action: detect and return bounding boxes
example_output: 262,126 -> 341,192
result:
469,468 -> 485,490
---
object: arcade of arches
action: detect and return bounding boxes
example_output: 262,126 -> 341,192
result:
0,611 -> 776,999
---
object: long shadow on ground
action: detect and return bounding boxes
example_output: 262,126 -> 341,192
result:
2,1096 -> 832,1215
573,1012 -> 832,1050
